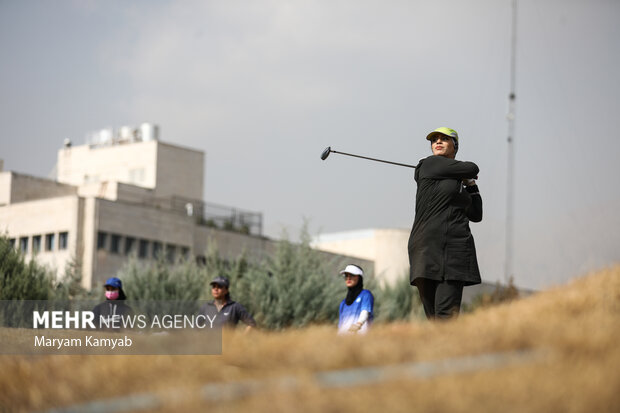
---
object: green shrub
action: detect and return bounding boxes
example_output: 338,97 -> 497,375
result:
119,254 -> 208,301
52,256 -> 91,300
462,277 -> 520,312
374,273 -> 425,322
240,229 -> 346,329
0,235 -> 53,300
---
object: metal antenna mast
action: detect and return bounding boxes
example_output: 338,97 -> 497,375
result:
505,0 -> 518,284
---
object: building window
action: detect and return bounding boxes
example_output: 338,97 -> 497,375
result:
181,246 -> 190,260
32,235 -> 42,253
9,238 -> 15,249
138,239 -> 149,259
110,234 -> 121,254
97,232 -> 107,250
165,244 -> 176,263
19,237 -> 29,253
152,241 -> 162,258
59,232 -> 68,250
124,237 -> 135,255
45,233 -> 55,251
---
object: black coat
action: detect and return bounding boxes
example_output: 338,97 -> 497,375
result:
408,155 -> 483,286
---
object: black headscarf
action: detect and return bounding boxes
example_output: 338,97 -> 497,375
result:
117,288 -> 127,300
344,276 -> 364,306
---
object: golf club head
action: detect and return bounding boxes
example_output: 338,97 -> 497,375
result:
320,146 -> 331,161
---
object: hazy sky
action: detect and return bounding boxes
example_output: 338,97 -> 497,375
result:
1,0 -> 619,290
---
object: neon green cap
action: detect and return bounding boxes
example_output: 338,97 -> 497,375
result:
426,127 -> 459,142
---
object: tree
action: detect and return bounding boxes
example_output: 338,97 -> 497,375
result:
119,254 -> 206,301
374,273 -> 425,322
53,256 -> 90,300
242,227 -> 346,329
0,235 -> 53,300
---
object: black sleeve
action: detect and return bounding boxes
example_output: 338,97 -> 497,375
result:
421,155 -> 479,180
465,185 -> 483,222
234,303 -> 257,327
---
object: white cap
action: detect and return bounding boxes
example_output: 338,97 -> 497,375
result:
339,264 -> 364,277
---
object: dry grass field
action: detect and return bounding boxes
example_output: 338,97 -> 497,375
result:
1,266 -> 618,412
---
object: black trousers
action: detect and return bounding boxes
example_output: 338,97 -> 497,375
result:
415,278 -> 464,320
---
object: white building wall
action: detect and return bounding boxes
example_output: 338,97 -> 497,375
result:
0,172 -> 77,205
0,195 -> 82,279
57,141 -> 159,189
0,172 -> 10,205
155,142 -> 204,200
77,181 -> 155,204
81,197 -> 96,288
373,229 -> 411,283
57,140 -> 204,201
313,228 -> 411,286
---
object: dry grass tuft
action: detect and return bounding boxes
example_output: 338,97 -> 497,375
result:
1,266 -> 618,412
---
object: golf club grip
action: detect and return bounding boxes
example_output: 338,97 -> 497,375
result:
331,150 -> 416,169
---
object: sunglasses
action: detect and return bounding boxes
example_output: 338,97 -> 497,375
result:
343,274 -> 358,279
430,135 -> 452,144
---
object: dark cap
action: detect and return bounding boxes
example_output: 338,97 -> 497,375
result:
210,276 -> 230,288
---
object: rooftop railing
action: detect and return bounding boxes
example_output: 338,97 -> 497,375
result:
166,197 -> 263,237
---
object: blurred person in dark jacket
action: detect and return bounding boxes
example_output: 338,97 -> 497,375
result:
199,276 -> 256,332
92,277 -> 133,329
408,127 -> 482,320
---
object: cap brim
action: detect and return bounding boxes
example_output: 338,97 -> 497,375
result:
426,131 -> 444,141
427,131 -> 458,141
339,271 -> 361,277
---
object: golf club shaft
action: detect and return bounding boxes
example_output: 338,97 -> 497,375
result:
330,149 -> 416,169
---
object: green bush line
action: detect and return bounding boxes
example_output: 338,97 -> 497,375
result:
1,230 -> 426,329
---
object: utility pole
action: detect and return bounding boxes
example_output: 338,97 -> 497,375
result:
505,0 -> 518,284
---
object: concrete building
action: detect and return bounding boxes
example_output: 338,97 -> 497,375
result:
1,124 -> 371,289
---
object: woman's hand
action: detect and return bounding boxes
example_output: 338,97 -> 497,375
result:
348,322 -> 363,332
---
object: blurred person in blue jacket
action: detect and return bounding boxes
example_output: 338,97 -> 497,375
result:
338,264 -> 374,334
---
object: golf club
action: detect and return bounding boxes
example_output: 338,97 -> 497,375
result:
320,146 -> 416,169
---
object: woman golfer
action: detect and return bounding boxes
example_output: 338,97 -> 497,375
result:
338,264 -> 374,334
408,127 -> 482,320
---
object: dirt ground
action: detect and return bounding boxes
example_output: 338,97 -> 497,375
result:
1,266 -> 618,412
